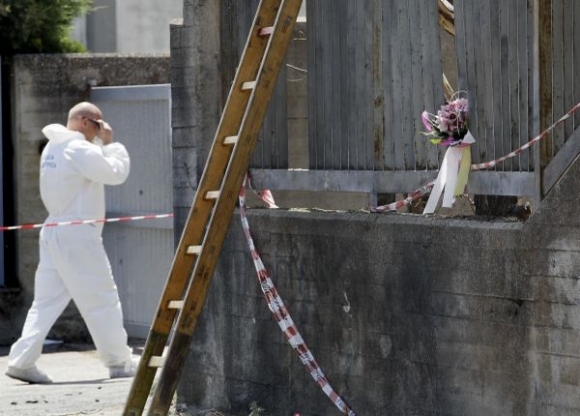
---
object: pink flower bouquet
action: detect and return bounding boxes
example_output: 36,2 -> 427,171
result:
421,92 -> 470,147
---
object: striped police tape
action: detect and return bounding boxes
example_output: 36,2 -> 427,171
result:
371,101 -> 580,213
0,213 -> 174,232
241,175 -> 356,416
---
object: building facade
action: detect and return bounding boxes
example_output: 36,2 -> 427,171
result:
72,0 -> 183,53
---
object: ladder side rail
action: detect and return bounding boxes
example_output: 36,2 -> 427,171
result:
123,0 -> 299,415
146,1 -> 303,415
149,0 -> 282,337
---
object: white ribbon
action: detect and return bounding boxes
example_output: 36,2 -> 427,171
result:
423,131 -> 475,214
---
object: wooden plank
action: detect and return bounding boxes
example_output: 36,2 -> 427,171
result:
511,0 -> 533,171
531,0 -> 542,205
358,0 -> 370,170
497,0 -> 511,170
467,171 -> 536,196
409,0 -> 425,170
490,0 -> 500,163
543,124 -> 580,194
552,0 -> 565,154
250,168 -> 439,193
419,0 -> 442,170
347,0 -> 376,170
507,0 -> 520,171
257,61 -> 288,169
457,0 -> 473,158
372,0 -> 385,170
275,63 -> 289,168
479,0 -> 494,164
382,0 -> 396,169
454,1 -> 467,91
463,0 -> 484,163
399,0 -> 416,169
312,0 -> 329,169
338,0 -> 349,170
389,0 -> 405,169
246,0 -> 289,170
346,0 -> 358,169
307,0 -> 321,168
518,0 -> 532,170
359,0 -> 375,170
248,168 -> 536,197
562,0 -> 575,143
538,0 -> 553,171
321,0 -> 335,169
324,0 -> 339,169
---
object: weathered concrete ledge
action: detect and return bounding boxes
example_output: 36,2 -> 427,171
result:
178,156 -> 580,415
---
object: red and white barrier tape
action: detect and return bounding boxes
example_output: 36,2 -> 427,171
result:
471,101 -> 580,170
240,176 -> 356,416
245,170 -> 279,209
0,213 -> 174,232
371,101 -> 580,212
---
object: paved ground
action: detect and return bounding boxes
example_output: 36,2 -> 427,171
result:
0,340 -> 233,416
0,340 -> 150,416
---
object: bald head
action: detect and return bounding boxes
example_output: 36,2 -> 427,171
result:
66,102 -> 105,142
68,102 -> 102,122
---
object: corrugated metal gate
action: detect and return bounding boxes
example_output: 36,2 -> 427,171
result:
91,85 -> 173,338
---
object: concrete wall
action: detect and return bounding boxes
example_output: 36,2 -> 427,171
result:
0,54 -> 170,345
171,3 -> 580,413
178,154 -> 580,415
170,0 -> 222,243
168,4 -> 580,414
81,0 -> 183,53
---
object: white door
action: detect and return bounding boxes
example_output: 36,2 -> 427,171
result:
91,85 -> 173,338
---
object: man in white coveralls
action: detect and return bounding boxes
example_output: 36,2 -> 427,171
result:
5,102 -> 137,383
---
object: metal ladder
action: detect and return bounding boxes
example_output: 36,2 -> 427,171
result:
122,1 -> 303,414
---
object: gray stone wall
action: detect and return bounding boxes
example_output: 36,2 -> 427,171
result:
170,0 -> 222,246
170,2 -> 580,414
0,54 -> 169,345
178,153 -> 580,415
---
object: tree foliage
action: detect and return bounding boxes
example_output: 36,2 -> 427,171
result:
0,0 -> 92,56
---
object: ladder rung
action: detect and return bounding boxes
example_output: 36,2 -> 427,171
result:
223,135 -> 238,145
148,356 -> 165,368
241,81 -> 257,91
186,245 -> 202,255
259,26 -> 274,36
167,300 -> 184,310
205,191 -> 220,200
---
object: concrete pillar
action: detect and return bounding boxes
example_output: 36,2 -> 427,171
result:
170,0 -> 222,242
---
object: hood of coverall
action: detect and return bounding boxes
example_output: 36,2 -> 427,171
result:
42,123 -> 84,143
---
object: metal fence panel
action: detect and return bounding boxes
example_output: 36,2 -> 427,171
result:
91,85 -> 173,338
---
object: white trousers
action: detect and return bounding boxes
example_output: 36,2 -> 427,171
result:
8,224 -> 132,369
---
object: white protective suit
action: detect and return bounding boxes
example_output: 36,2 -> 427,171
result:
8,124 -> 133,369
